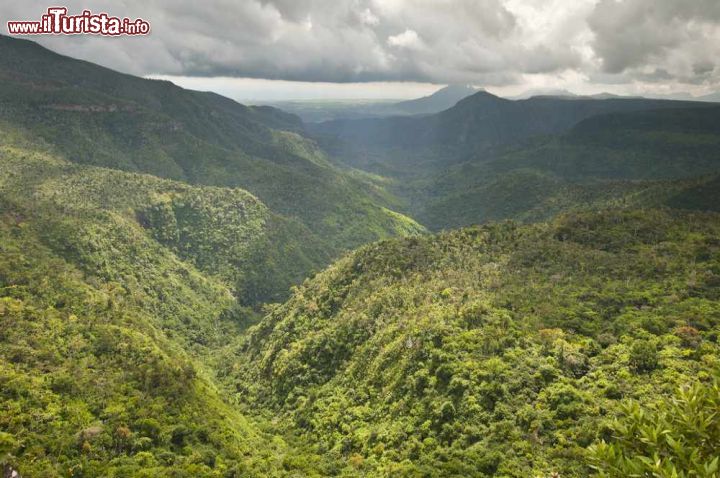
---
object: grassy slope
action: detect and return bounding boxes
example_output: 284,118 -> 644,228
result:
234,209 -> 720,477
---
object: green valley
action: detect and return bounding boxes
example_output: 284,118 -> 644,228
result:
233,209 -> 720,477
1,32 -> 719,478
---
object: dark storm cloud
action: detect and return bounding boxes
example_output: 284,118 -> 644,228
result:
1,0 -> 718,89
588,0 -> 720,84
0,0 -> 581,84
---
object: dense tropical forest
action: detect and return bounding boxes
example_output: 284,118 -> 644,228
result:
1,35 -> 719,477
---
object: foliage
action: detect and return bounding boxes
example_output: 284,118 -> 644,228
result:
0,135 -> 333,475
589,376 -> 720,477
0,202 -> 285,476
234,209 -> 720,477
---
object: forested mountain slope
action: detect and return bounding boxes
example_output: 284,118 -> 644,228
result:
233,209 -> 720,477
0,204 -> 290,477
309,91 -> 720,233
0,123 -> 330,305
481,106 -> 720,180
0,143 -> 332,476
0,35 -> 423,256
416,106 -> 720,229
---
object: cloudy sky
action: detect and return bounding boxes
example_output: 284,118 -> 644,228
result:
3,0 -> 719,100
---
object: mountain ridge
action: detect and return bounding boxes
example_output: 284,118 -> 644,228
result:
0,34 -> 425,276
311,89 -> 713,154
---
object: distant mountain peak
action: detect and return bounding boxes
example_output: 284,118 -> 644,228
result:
434,84 -> 477,95
589,92 -> 622,99
393,84 -> 479,114
508,88 -> 577,100
454,89 -> 507,106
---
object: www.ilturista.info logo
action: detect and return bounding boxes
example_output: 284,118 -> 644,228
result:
7,7 -> 150,36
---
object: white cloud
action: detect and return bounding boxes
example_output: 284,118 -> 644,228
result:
387,29 -> 423,49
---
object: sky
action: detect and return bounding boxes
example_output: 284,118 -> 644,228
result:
2,0 -> 720,101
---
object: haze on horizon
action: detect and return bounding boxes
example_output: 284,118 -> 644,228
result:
2,0 -> 719,102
